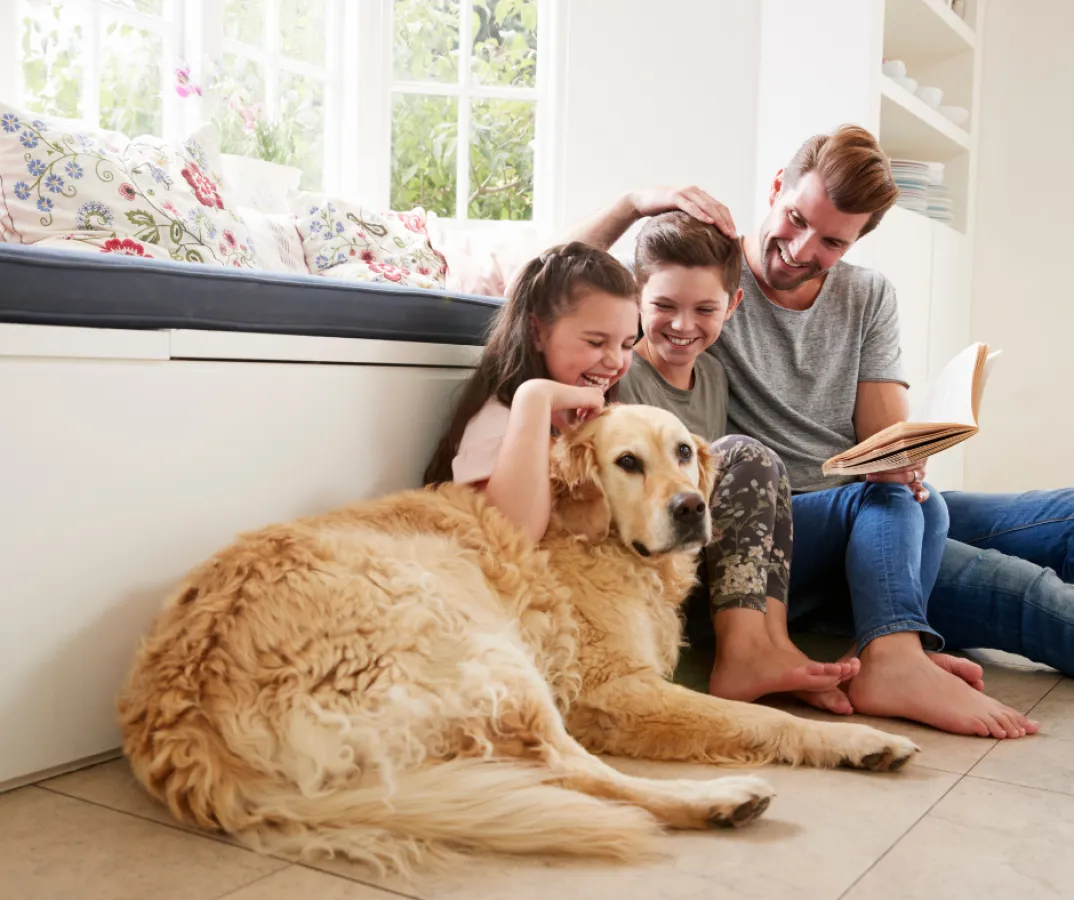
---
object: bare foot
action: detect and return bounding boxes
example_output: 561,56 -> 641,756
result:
847,633 -> 1039,738
930,653 -> 985,691
763,605 -> 859,714
792,685 -> 857,715
709,635 -> 858,702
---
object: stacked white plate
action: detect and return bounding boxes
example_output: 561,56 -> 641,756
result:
926,183 -> 953,223
890,159 -> 929,213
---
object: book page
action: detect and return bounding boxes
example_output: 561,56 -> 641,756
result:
914,343 -> 988,425
972,350 -> 1002,421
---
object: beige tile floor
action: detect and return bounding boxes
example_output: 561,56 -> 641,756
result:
4,649 -> 1072,900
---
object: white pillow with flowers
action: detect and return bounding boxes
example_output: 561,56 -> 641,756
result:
0,102 -> 257,267
290,193 -> 448,290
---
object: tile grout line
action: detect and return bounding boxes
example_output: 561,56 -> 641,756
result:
295,862 -> 426,900
33,783 -> 422,899
208,865 -> 294,900
32,784 -> 279,858
966,676 -> 1064,773
964,770 -> 1074,799
837,676 -> 1068,900
834,770 -> 967,900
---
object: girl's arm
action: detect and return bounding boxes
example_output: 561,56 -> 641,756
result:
483,380 -> 604,542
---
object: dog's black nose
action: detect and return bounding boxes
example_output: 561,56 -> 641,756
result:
670,492 -> 707,525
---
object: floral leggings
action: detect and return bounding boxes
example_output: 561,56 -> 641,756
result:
702,435 -> 794,615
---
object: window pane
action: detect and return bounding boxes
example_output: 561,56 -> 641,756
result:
392,0 -> 459,84
103,0 -> 165,15
99,21 -> 163,136
391,93 -> 457,217
279,70 -> 325,189
208,53 -> 265,156
279,0 -> 326,64
19,1 -> 84,120
469,98 -> 534,221
224,0 -> 265,46
472,0 -> 536,88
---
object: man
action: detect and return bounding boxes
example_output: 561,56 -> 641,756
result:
571,125 -> 1071,738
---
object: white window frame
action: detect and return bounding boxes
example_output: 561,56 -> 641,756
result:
11,0 -> 184,138
346,0 -> 565,233
3,0 -> 564,227
191,0 -> 343,190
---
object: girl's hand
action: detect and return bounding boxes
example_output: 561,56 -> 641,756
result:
549,383 -> 606,417
519,380 -> 605,432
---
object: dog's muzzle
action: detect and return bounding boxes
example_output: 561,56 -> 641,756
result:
670,491 -> 709,543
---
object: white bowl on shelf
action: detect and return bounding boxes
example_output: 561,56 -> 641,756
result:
893,75 -> 918,95
939,105 -> 970,127
882,59 -> 907,79
915,85 -> 944,109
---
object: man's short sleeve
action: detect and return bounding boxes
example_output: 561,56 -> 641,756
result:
858,274 -> 909,386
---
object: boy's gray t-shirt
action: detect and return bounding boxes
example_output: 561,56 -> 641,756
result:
707,258 -> 908,493
618,351 -> 729,443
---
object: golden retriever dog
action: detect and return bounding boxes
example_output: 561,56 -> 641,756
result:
118,404 -> 918,875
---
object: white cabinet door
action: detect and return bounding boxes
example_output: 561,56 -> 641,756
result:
0,356 -> 472,786
851,205 -> 935,406
925,223 -> 973,492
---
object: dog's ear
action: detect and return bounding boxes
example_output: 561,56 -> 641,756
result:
693,434 -> 719,502
549,434 -> 611,543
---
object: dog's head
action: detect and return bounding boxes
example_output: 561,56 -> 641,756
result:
550,404 -> 717,557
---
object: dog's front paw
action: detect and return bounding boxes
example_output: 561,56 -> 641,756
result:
837,726 -> 920,772
697,775 -> 776,829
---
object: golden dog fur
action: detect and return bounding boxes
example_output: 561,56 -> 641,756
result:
118,405 -> 918,874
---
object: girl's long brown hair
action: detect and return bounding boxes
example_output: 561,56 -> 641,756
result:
423,241 -> 637,485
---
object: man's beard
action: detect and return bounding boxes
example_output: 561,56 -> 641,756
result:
759,232 -> 823,290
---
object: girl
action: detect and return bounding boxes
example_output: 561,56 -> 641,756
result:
423,242 -> 640,542
617,212 -> 859,711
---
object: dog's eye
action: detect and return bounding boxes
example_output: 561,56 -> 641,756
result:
677,443 -> 693,463
616,453 -> 643,474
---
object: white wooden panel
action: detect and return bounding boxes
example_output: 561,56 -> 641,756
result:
0,357 -> 471,784
924,223 -> 972,492
851,206 -> 934,400
169,330 -> 483,367
0,323 -> 169,360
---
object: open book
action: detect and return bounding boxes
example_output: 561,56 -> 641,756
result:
822,342 -> 1001,477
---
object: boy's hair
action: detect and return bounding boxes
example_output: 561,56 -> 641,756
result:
634,211 -> 743,295
783,124 -> 898,238
423,242 -> 638,486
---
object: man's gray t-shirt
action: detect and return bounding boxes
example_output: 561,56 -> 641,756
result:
708,258 -> 907,493
618,351 -> 729,443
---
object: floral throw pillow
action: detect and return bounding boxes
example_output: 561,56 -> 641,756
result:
290,193 -> 448,290
0,103 -> 256,267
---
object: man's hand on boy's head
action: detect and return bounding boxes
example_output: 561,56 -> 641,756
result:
627,186 -> 739,240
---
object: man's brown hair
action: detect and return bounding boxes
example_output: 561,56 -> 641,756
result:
634,211 -> 743,294
783,124 -> 898,238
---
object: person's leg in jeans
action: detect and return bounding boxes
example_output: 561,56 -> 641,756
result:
928,488 -> 1074,673
944,489 -> 1074,579
703,436 -> 857,702
789,482 -> 1037,738
930,540 -> 1074,674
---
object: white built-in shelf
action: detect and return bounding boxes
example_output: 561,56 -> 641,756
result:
879,75 -> 971,160
883,0 -> 976,61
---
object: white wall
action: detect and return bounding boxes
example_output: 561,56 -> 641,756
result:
556,0 -> 762,235
966,0 -> 1074,492
753,0 -> 882,229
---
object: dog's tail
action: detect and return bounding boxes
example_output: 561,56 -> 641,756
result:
232,757 -> 662,875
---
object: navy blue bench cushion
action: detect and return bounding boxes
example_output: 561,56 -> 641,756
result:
0,243 -> 503,345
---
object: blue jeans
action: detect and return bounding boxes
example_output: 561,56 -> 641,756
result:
928,489 -> 1074,674
787,481 -> 949,651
